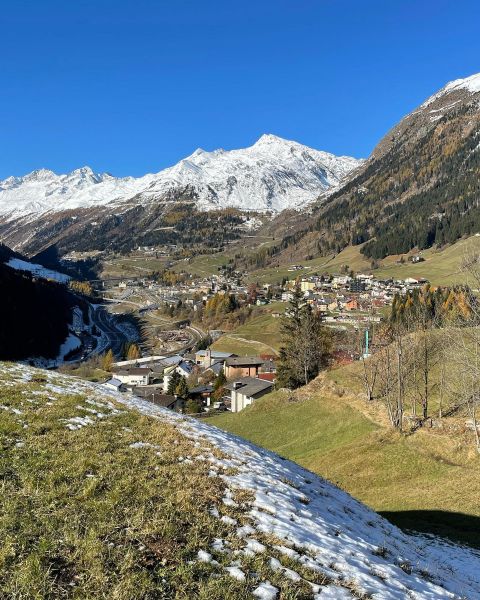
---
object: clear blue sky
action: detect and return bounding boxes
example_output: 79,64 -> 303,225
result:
1,0 -> 479,178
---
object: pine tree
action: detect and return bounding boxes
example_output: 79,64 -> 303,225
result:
213,370 -> 227,390
167,370 -> 181,396
277,285 -> 332,389
175,375 -> 189,400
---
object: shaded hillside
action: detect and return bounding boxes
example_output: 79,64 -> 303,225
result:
0,252 -> 83,360
0,203 -> 252,256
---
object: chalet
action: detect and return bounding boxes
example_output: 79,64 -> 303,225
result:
113,367 -> 153,386
189,384 -> 214,407
343,298 -> 359,311
195,349 -> 236,368
162,360 -> 194,391
300,280 -> 315,292
135,389 -> 183,411
224,356 -> 264,379
226,377 -> 274,412
202,360 -> 225,379
317,300 -> 329,313
104,378 -> 125,392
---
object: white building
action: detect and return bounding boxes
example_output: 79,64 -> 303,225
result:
226,377 -> 274,413
113,368 -> 153,386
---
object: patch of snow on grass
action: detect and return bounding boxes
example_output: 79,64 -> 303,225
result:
252,581 -> 278,599
4,364 -> 480,599
197,550 -> 212,563
225,565 -> 246,581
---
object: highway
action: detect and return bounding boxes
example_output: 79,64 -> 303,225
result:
90,305 -> 131,358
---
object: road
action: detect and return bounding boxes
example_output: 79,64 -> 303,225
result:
91,305 -> 131,358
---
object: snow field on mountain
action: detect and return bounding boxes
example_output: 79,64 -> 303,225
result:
0,135 -> 362,218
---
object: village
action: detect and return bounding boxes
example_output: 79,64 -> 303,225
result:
98,263 -> 432,415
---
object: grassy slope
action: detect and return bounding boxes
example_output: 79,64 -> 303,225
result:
210,368 -> 480,548
211,304 -> 284,355
1,365 -> 336,599
246,235 -> 480,286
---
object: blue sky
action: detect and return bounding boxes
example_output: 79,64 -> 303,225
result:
1,0 -> 479,178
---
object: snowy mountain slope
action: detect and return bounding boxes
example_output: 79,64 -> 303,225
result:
0,135 -> 362,218
2,362 -> 479,599
5,257 -> 70,283
419,71 -> 480,111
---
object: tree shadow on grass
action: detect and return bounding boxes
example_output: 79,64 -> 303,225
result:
380,510 -> 480,550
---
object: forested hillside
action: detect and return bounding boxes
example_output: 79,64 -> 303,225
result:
0,251 -> 82,360
268,73 -> 480,264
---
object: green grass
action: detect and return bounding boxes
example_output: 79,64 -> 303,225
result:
246,235 -> 480,287
210,387 -> 377,465
211,305 -> 284,356
210,362 -> 480,548
372,236 -> 480,285
0,365 -> 327,599
172,254 -> 234,277
101,256 -> 170,278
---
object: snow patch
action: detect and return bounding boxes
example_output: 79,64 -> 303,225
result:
6,257 -> 70,283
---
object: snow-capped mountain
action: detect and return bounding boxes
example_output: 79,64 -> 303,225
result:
0,135 -> 362,218
278,71 -> 480,262
419,71 -> 480,110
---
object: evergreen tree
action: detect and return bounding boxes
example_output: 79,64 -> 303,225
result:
167,370 -> 181,395
185,398 -> 202,414
277,286 -> 332,389
174,375 -> 189,400
213,370 -> 227,390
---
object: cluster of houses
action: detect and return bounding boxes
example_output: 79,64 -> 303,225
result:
279,273 -> 430,324
104,349 -> 277,414
99,265 -> 433,414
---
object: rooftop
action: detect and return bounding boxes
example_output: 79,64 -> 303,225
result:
225,356 -> 264,367
225,376 -> 273,398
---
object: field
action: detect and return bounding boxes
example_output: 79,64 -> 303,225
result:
2,363 -> 343,599
246,235 -> 480,286
372,236 -> 480,285
101,255 -> 170,278
211,357 -> 480,548
211,303 -> 284,356
4,363 -> 470,599
171,253 -> 234,277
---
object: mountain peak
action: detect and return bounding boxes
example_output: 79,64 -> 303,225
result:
25,168 -> 56,182
254,133 -> 292,147
0,137 -> 362,218
71,166 -> 95,176
444,71 -> 480,95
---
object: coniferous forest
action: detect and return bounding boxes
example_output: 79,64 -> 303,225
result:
0,261 -> 80,360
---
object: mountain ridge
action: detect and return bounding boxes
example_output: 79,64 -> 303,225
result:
0,135 -> 362,218
267,71 -> 480,264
